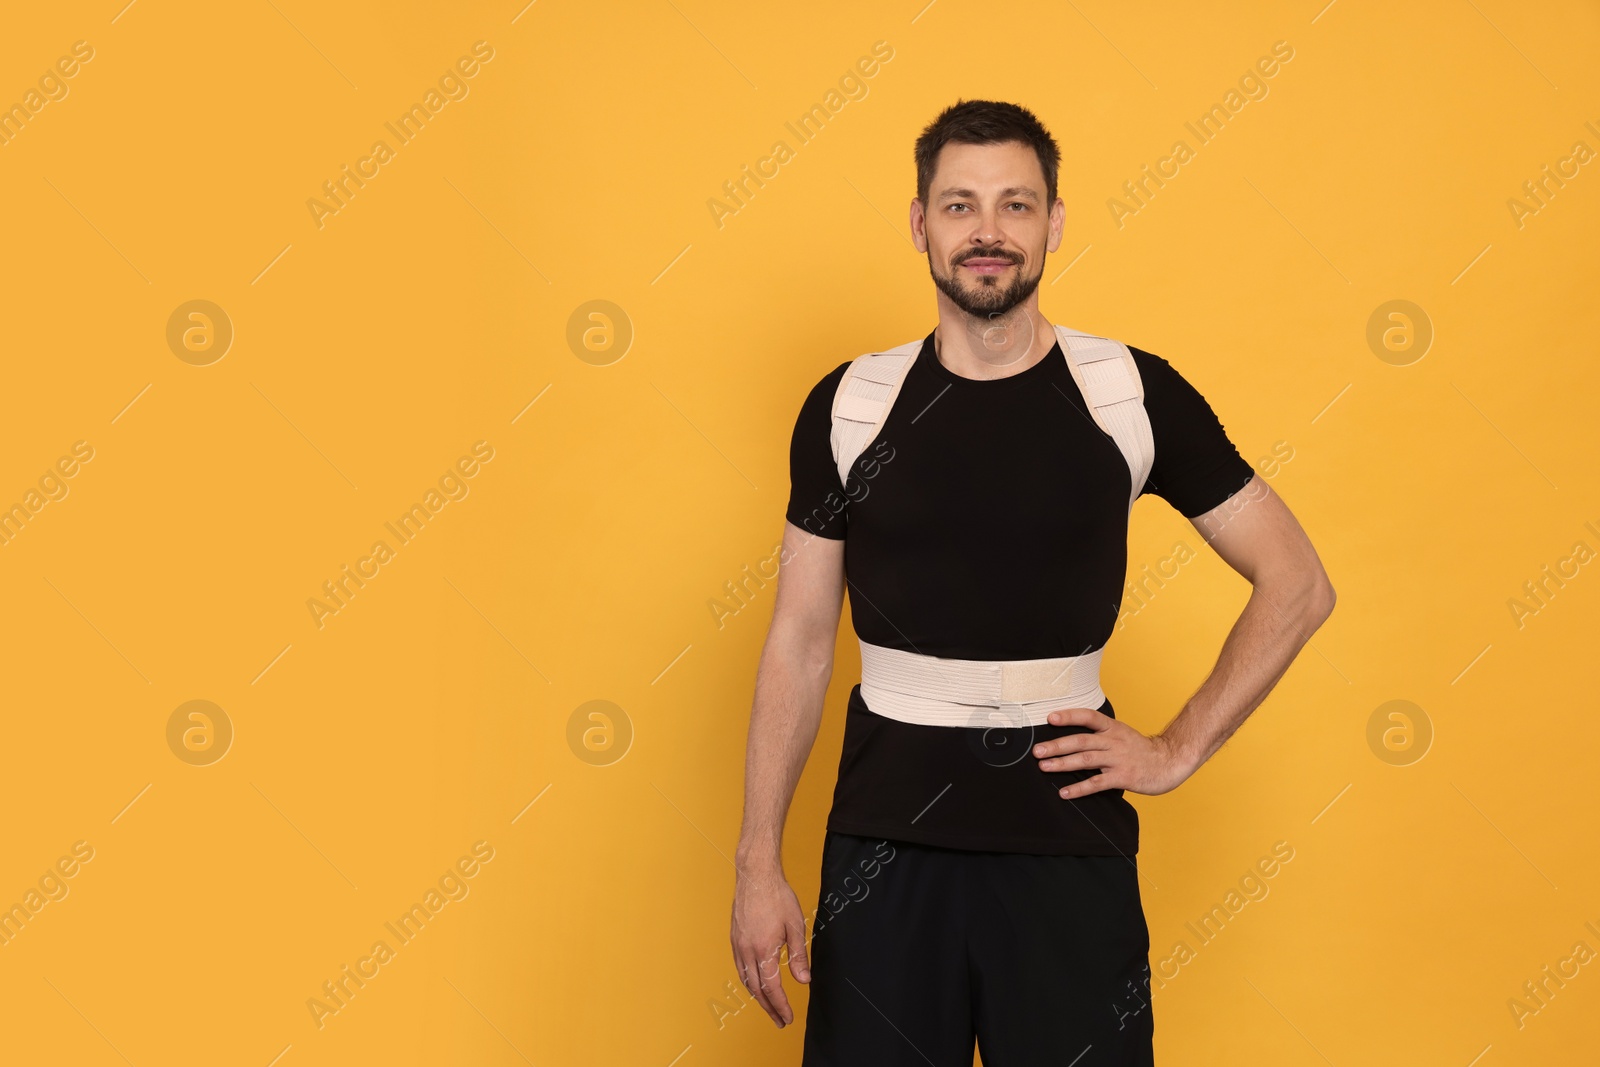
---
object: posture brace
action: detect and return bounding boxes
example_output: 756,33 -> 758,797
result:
828,322 -> 1155,728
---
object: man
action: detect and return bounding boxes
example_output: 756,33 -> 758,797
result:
729,99 -> 1335,1066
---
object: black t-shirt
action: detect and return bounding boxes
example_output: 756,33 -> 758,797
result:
784,327 -> 1256,856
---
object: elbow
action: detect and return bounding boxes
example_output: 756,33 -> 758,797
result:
1260,566 -> 1335,627
801,648 -> 835,683
1309,573 -> 1336,625
793,632 -> 837,681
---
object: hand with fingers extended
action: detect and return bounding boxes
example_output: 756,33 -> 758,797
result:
1031,706 -> 1196,798
729,864 -> 811,1028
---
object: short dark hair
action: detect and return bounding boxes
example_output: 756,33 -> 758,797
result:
914,99 -> 1061,208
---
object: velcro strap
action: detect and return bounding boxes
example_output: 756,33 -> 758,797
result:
852,355 -> 909,386
1069,338 -> 1124,363
835,393 -> 882,423
1084,369 -> 1140,406
998,657 -> 1076,702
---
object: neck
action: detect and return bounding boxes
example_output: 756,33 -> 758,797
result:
934,306 -> 1052,381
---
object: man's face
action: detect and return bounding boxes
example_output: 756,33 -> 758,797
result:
916,140 -> 1058,320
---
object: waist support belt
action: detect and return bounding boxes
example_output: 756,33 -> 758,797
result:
858,638 -> 1106,728
832,322 -> 1151,729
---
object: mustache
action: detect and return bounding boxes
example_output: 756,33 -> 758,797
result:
955,249 -> 1022,265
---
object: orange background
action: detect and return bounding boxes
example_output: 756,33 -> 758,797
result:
1,2 -> 1597,1064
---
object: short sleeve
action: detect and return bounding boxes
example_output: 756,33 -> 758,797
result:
1131,347 -> 1256,518
783,361 -> 852,539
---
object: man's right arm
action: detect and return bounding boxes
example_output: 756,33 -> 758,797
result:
730,519 -> 846,1027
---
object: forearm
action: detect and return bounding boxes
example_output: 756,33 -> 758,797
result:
1156,574 -> 1334,775
735,628 -> 833,874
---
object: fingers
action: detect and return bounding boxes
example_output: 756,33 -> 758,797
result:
786,915 -> 811,984
1058,770 -> 1114,799
1039,749 -> 1111,774
738,948 -> 786,1027
1031,708 -> 1113,759
756,941 -> 794,1026
1045,707 -> 1105,729
1030,735 -> 1107,767
730,877 -> 808,1029
1035,723 -> 1117,788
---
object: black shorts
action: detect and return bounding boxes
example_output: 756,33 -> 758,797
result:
801,831 -> 1154,1066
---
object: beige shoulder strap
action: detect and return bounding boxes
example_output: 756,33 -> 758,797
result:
828,336 -> 922,490
1053,323 -> 1155,512
827,325 -> 1154,510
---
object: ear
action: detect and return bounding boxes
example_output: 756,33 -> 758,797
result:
909,197 -> 928,253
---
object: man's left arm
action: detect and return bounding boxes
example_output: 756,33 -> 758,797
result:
1033,473 -> 1336,796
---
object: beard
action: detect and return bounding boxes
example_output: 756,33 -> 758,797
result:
928,247 -> 1044,321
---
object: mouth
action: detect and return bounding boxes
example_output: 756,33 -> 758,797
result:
960,259 -> 1016,275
